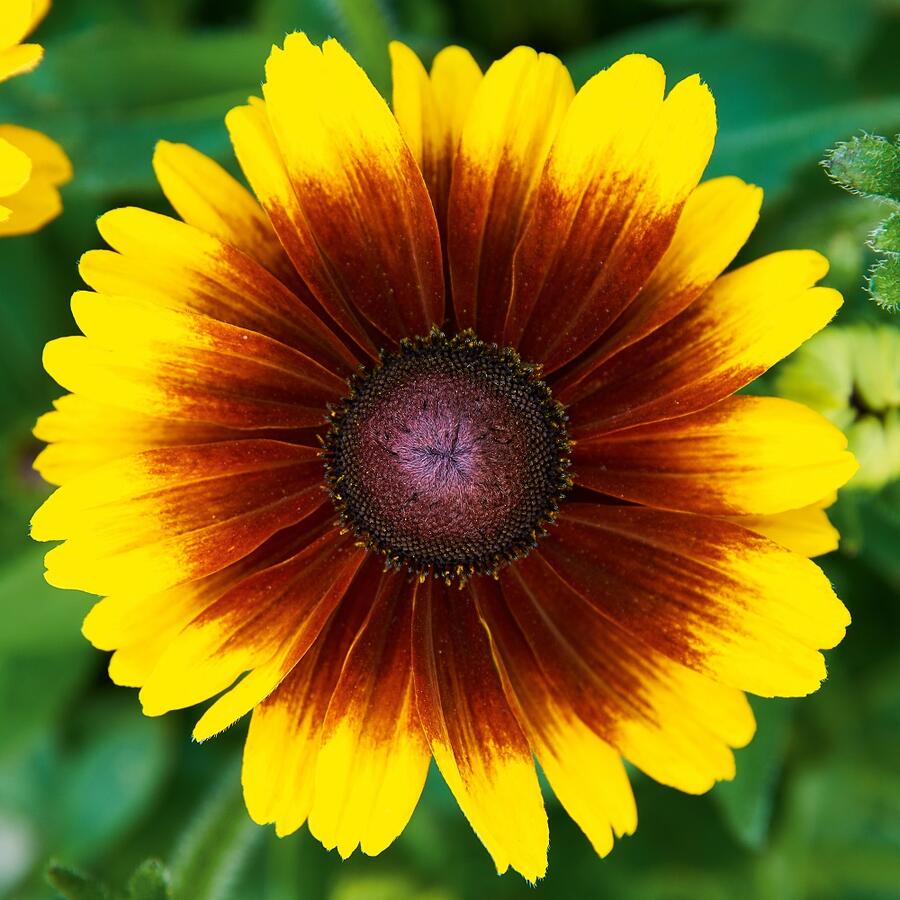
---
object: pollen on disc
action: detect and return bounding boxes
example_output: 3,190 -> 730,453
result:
323,331 -> 571,579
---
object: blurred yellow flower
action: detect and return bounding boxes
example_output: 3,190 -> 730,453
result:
0,0 -> 71,236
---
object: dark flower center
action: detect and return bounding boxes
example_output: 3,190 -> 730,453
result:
323,330 -> 572,580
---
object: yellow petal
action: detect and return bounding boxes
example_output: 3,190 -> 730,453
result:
448,46 -> 573,341
0,136 -> 31,198
241,559 -> 383,836
501,557 -> 755,796
259,34 -> 443,344
0,124 -> 71,184
730,504 -> 840,557
33,394 -> 238,486
0,0 -> 46,81
390,41 -> 482,228
43,291 -> 345,430
140,527 -> 363,720
0,126 -> 70,235
152,140 -> 293,282
505,56 -> 716,371
547,505 -> 850,699
31,441 -> 325,597
308,578 -> 429,858
413,581 -> 548,882
569,250 -> 841,429
574,396 -> 858,515
472,578 -> 637,857
81,207 -> 357,374
558,175 -> 763,394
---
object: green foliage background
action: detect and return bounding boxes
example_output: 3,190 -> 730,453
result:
2,1 -> 900,898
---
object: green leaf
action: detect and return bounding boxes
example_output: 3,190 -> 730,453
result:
823,134 -> 900,203
732,0 -> 878,68
870,210 -> 900,253
46,862 -> 111,900
128,859 -> 171,900
715,100 -> 900,198
0,550 -> 95,755
47,92 -> 249,197
0,651 -> 93,757
0,548 -> 93,653
775,762 -> 900,898
870,254 -> 900,312
712,697 -> 795,849
5,25 -> 275,197
169,761 -> 261,900
26,26 -> 271,113
54,703 -> 173,861
255,0 -> 333,42
854,487 -> 900,587
0,229 -> 74,420
331,873 -> 455,900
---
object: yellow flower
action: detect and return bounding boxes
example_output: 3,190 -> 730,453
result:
31,35 -> 858,880
0,0 -> 71,236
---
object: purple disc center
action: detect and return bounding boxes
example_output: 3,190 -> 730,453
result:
356,371 -> 528,550
325,333 -> 570,578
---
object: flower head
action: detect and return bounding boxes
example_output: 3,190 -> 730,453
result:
32,35 -> 858,880
0,0 -> 71,236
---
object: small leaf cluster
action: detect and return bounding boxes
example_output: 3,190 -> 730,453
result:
47,858 -> 169,900
823,134 -> 900,312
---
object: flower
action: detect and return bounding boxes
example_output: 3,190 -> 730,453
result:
31,35 -> 858,880
776,324 -> 900,490
0,0 -> 71,237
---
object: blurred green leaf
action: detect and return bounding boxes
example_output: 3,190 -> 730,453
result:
46,862 -> 111,900
28,26 -> 271,113
0,651 -> 92,757
0,548 -> 92,653
775,763 -> 900,899
0,232 -> 73,420
331,872 -> 455,900
715,100 -> 900,198
55,703 -> 173,861
713,698 -> 795,849
3,25 -> 274,198
256,0 -> 333,37
852,488 -> 900,587
732,0 -> 877,68
127,859 -> 171,900
0,548 -> 94,754
169,760 -> 261,900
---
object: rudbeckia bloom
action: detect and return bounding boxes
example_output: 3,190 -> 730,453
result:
0,0 -> 71,236
32,35 -> 858,880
